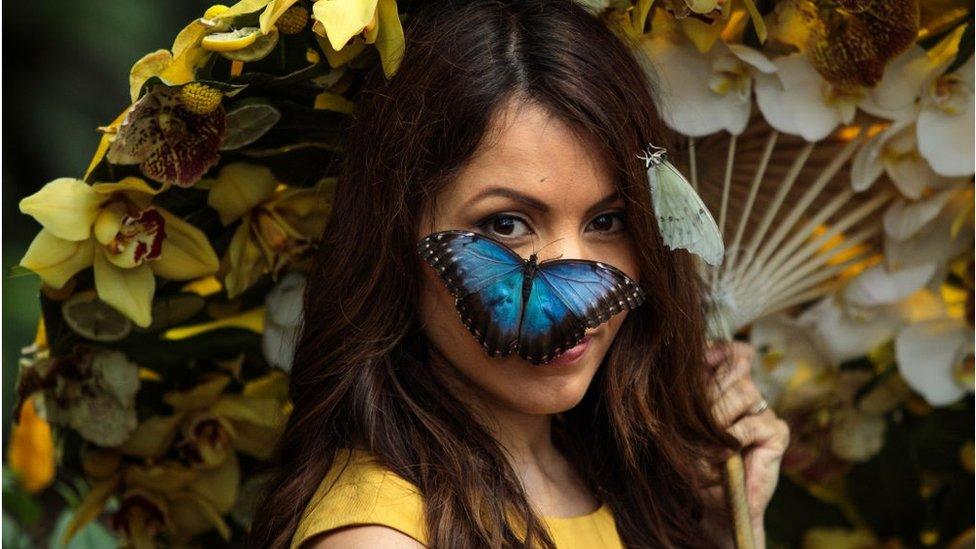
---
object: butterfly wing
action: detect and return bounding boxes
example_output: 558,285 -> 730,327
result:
518,260 -> 646,364
417,230 -> 525,357
516,274 -> 587,364
648,161 -> 725,266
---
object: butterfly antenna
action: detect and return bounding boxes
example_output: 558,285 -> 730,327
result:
535,237 -> 565,258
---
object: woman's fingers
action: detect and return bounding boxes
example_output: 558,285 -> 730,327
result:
706,348 -> 756,403
727,412 -> 790,452
711,377 -> 766,428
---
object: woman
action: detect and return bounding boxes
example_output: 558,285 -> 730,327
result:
249,0 -> 790,547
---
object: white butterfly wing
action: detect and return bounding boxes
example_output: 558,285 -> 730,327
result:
647,161 -> 725,266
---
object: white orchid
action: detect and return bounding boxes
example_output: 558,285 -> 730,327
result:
883,187 -> 974,275
753,54 -> 862,142
917,55 -> 975,177
748,314 -> 833,410
262,270 -> 306,372
851,119 -> 969,199
640,20 -> 775,136
896,318 -> 974,406
858,30 -> 974,177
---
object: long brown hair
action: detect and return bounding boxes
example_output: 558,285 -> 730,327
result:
249,0 -> 739,547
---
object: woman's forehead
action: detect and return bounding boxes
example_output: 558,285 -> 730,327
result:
438,101 -> 617,211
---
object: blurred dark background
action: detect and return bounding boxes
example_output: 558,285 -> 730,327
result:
2,0 -> 205,445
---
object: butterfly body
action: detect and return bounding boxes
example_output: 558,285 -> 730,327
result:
418,230 -> 646,364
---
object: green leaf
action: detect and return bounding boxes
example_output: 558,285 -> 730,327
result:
2,512 -> 34,549
50,506 -> 117,549
220,103 -> 282,150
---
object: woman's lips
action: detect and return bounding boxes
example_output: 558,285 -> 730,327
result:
547,335 -> 592,366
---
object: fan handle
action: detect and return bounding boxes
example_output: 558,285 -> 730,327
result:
725,452 -> 755,548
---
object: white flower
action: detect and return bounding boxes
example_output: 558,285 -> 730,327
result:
895,318 -> 974,406
641,32 -> 774,136
748,314 -> 833,409
857,33 -> 974,176
262,270 -> 306,372
754,54 -> 860,141
798,294 -> 903,365
842,262 -> 937,309
917,55 -> 975,177
884,188 -> 974,274
851,119 -> 968,198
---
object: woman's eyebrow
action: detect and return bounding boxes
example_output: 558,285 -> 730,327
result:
463,187 -> 622,216
584,191 -> 623,218
463,186 -> 550,213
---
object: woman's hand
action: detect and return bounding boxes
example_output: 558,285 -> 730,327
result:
698,340 -> 791,549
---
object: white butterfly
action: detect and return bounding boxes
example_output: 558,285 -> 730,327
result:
638,144 -> 725,266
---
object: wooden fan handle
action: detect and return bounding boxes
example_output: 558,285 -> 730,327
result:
725,452 -> 755,548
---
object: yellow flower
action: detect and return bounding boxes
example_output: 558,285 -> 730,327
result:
311,0 -> 405,77
18,176 -> 219,327
62,371 -> 291,546
7,396 -> 55,493
115,371 -> 291,464
206,163 -> 333,298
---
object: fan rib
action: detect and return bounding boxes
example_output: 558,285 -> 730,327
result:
731,133 -> 864,294
762,188 -> 894,294
727,141 -> 815,291
718,130 -> 778,287
762,222 -> 883,307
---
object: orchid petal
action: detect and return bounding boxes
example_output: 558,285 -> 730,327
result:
896,318 -> 973,406
206,163 -> 277,226
641,37 -> 751,136
19,178 -> 107,241
859,46 -> 930,121
374,0 -> 405,78
312,0 -> 379,51
224,220 -> 269,299
20,230 -> 95,289
93,248 -> 155,328
755,55 -> 844,141
150,208 -> 220,280
917,96 -> 975,177
114,414 -> 184,459
797,295 -> 903,365
883,191 -> 954,241
843,262 -> 937,307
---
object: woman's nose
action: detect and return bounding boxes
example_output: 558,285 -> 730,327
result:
534,233 -> 586,262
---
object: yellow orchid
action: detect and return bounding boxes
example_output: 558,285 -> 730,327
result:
204,0 -> 404,75
206,163 -> 333,298
65,451 -> 242,546
311,0 -> 405,78
7,396 -> 55,493
114,371 -> 290,465
18,176 -> 219,327
60,371 -> 290,546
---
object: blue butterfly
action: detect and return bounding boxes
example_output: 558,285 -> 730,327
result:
418,230 -> 646,364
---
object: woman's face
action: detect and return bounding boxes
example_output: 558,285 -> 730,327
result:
418,100 -> 640,416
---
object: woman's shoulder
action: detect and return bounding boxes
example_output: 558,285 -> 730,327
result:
290,447 -> 428,549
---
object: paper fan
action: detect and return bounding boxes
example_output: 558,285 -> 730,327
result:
680,117 -> 896,341
675,116 -> 897,548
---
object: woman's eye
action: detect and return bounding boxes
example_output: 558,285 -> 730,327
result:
477,214 -> 533,238
587,212 -> 626,234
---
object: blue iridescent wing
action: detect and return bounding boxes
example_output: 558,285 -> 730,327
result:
417,230 -> 525,357
518,260 -> 646,363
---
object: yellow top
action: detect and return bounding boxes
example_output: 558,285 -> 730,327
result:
290,448 -> 624,549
